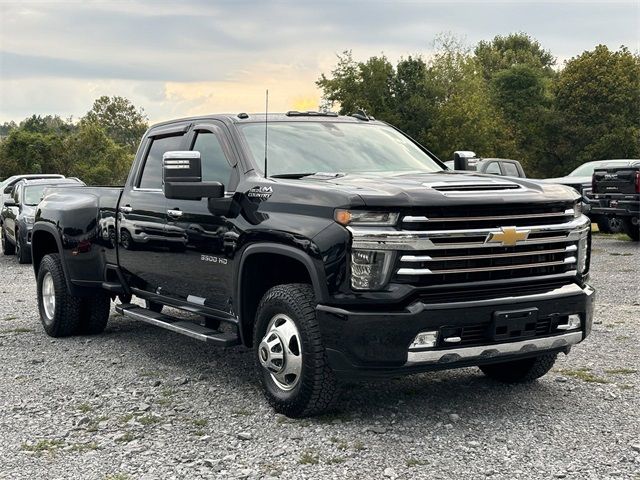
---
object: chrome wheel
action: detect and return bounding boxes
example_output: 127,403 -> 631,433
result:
42,271 -> 56,323
258,313 -> 302,391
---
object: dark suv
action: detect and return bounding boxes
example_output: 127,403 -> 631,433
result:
1,177 -> 84,263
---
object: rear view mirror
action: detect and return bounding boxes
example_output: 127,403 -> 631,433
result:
453,150 -> 476,171
162,151 -> 224,200
3,199 -> 17,207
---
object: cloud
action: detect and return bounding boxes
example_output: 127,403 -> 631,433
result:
0,0 -> 638,122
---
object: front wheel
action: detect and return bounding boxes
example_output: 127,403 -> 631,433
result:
622,217 -> 639,241
479,353 -> 558,383
253,284 -> 339,417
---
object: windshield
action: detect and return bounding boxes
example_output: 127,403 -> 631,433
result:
24,186 -> 48,206
239,122 -> 443,176
569,160 -> 633,176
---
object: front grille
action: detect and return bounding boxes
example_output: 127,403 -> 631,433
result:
437,315 -> 569,348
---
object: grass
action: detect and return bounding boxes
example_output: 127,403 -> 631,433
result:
115,432 -> 137,443
68,441 -> 98,453
407,458 -> 429,467
299,451 -> 319,465
605,368 -> 637,375
1,315 -> 17,321
609,252 -> 633,256
326,456 -> 346,464
104,475 -> 129,480
139,370 -> 161,377
21,439 -> 64,454
0,327 -> 33,334
557,367 -> 611,384
231,408 -> 251,416
192,418 -> 208,427
77,403 -> 93,413
353,440 -> 366,451
137,414 -> 161,426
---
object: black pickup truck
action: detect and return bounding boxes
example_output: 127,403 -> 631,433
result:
590,160 -> 640,241
31,112 -> 595,417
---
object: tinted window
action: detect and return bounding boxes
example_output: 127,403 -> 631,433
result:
484,162 -> 502,175
193,131 -> 233,186
139,135 -> 184,189
502,162 -> 520,177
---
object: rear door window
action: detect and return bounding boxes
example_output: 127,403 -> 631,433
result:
138,134 -> 184,189
484,162 -> 502,175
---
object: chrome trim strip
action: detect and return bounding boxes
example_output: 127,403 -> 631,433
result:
403,211 -> 574,223
348,217 -> 590,251
397,258 -> 575,276
400,245 -> 577,263
405,331 -> 583,366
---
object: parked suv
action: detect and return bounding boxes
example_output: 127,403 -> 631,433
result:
0,174 -> 65,224
1,177 -> 84,262
30,112 -> 594,417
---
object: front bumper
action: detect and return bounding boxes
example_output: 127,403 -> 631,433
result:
317,282 -> 595,378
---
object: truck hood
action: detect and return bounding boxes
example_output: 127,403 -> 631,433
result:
285,171 -> 580,208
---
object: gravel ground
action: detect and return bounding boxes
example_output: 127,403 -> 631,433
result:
0,234 -> 638,480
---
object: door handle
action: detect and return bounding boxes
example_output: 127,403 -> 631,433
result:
167,209 -> 183,218
120,205 -> 132,213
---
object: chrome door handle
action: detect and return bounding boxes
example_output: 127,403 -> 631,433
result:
167,209 -> 183,218
120,206 -> 132,213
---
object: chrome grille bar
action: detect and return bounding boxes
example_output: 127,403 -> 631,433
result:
397,257 -> 577,276
402,210 -> 574,223
400,245 -> 576,263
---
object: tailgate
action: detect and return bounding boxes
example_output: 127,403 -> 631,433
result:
593,166 -> 639,194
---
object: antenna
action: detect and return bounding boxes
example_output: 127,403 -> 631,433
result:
264,89 -> 269,178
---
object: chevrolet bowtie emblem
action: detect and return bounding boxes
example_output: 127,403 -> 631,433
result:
486,227 -> 530,246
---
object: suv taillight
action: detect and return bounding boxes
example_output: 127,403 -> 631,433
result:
635,171 -> 640,194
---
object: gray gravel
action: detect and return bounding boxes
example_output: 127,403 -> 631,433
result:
0,234 -> 638,480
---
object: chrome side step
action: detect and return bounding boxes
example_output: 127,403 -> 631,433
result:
115,303 -> 239,347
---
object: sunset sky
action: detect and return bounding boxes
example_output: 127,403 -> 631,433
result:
1,0 -> 638,124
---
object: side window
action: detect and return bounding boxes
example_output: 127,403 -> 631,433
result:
192,131 -> 233,187
484,162 -> 502,175
502,162 -> 520,177
138,134 -> 184,189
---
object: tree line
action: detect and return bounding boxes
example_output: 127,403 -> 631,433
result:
317,33 -> 640,177
0,96 -> 148,185
1,33 -> 639,184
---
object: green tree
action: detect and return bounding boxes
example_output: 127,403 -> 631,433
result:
0,128 -> 66,178
63,122 -> 132,185
552,45 -> 640,174
82,96 -> 148,152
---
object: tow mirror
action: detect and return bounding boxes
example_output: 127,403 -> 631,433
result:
3,199 -> 17,207
162,151 -> 224,200
453,150 -> 476,171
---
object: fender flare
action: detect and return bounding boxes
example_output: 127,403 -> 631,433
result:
235,243 -> 328,343
31,223 -> 75,294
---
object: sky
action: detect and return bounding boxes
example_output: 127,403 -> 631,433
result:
0,0 -> 638,124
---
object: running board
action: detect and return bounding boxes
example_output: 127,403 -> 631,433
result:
115,303 -> 239,346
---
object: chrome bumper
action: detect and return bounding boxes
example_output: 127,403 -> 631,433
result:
405,331 -> 583,366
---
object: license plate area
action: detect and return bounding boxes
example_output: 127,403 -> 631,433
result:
491,308 -> 539,341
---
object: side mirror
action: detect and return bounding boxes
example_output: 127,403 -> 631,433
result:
453,150 -> 476,171
162,151 -> 224,200
3,200 -> 17,207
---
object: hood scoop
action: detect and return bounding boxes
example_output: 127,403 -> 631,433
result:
431,183 -> 521,192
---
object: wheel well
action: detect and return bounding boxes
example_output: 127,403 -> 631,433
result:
240,253 -> 312,346
31,230 -> 59,276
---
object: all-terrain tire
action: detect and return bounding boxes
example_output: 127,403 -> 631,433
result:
78,293 -> 111,334
1,227 -> 15,255
622,217 -> 640,241
479,353 -> 558,383
253,283 -> 339,417
37,253 -> 83,337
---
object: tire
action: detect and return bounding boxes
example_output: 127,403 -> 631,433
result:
145,300 -> 164,313
622,217 -> 640,241
78,293 -> 111,334
596,218 -> 611,234
37,253 -> 83,337
16,232 -> 31,264
607,217 -> 624,234
479,353 -> 558,383
1,227 -> 15,255
120,229 -> 133,250
253,283 -> 339,417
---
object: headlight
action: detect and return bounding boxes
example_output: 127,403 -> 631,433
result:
577,232 -> 590,274
24,216 -> 35,225
335,209 -> 398,226
351,249 -> 395,290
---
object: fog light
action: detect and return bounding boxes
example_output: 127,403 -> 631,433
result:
557,314 -> 581,331
409,331 -> 438,350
